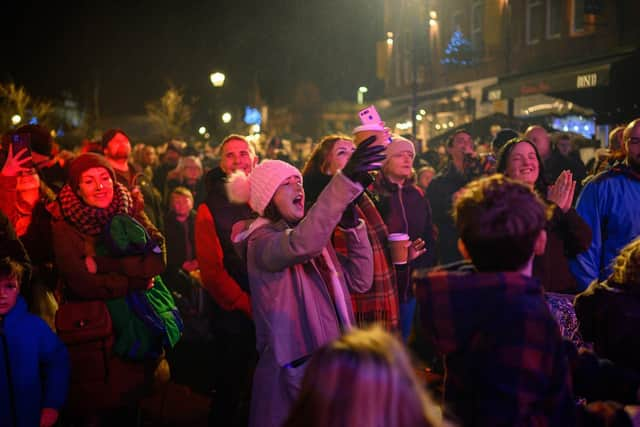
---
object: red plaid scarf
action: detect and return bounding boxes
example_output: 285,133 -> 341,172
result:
334,193 -> 399,331
58,183 -> 134,236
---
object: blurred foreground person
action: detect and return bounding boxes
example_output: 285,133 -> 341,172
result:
284,326 -> 444,427
415,175 -> 576,426
574,237 -> 640,372
571,118 -> 640,290
227,138 -> 382,427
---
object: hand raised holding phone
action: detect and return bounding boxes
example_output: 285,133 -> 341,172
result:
1,140 -> 33,177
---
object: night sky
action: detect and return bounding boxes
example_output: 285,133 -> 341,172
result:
3,0 -> 384,118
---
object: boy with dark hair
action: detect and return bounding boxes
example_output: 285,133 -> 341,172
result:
415,174 -> 576,426
0,257 -> 70,427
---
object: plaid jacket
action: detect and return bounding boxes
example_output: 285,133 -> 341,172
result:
414,270 -> 576,427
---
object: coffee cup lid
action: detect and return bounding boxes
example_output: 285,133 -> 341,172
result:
388,233 -> 410,241
353,123 -> 385,133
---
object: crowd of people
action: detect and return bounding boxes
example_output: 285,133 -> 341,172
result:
0,116 -> 639,427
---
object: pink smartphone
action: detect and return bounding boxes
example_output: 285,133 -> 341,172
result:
358,105 -> 382,126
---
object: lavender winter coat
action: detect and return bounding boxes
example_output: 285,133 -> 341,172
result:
232,172 -> 373,427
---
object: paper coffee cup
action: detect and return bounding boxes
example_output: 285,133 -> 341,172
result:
388,233 -> 410,265
354,128 -> 388,167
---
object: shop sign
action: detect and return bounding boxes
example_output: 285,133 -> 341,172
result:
576,73 -> 598,88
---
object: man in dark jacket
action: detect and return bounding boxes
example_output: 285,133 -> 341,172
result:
195,134 -> 258,427
415,175 -> 576,426
427,129 -> 476,265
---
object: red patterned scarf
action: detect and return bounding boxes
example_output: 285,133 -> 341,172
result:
334,193 -> 399,331
58,183 -> 134,236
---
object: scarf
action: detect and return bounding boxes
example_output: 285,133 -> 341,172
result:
304,171 -> 399,331
58,182 -> 134,236
334,193 -> 400,332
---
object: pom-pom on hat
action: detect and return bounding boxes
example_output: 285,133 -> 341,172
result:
226,159 -> 302,216
385,136 -> 416,160
68,153 -> 116,192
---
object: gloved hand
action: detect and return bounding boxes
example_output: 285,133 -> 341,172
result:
339,202 -> 359,229
342,135 -> 386,187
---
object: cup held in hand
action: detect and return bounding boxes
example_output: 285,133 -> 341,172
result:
353,125 -> 388,168
388,233 -> 410,265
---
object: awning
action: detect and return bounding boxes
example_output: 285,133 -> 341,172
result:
482,60 -> 615,102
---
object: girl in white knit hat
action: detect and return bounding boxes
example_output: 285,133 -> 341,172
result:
226,136 -> 384,427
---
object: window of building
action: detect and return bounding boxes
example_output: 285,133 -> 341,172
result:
452,10 -> 464,33
546,0 -> 562,39
570,0 -> 585,34
526,0 -> 545,45
471,0 -> 484,58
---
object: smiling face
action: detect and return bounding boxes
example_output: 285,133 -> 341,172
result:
324,139 -> 355,175
505,142 -> 540,187
77,167 -> 115,208
104,132 -> 131,161
0,276 -> 19,316
220,138 -> 256,176
272,175 -> 305,224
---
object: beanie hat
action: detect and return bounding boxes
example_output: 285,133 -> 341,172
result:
492,128 -> 519,154
385,136 -> 416,160
226,160 -> 302,216
101,128 -> 130,149
68,153 -> 116,192
14,125 -> 53,156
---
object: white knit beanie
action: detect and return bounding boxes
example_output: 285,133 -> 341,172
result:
226,159 -> 302,216
385,136 -> 416,160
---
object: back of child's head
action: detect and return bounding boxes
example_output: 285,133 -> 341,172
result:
284,326 -> 440,427
0,256 -> 24,284
453,174 -> 549,272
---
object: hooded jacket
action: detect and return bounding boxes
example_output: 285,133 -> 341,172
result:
232,172 -> 373,427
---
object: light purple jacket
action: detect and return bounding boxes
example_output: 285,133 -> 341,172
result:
232,172 -> 373,427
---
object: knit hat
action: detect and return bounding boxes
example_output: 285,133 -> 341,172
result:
226,159 -> 302,216
68,153 -> 116,191
491,128 -> 519,154
385,136 -> 416,159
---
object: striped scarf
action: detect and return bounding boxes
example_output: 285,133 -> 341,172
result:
334,193 -> 399,331
58,183 -> 134,236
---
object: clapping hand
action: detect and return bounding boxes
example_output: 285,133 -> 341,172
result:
547,170 -> 576,212
1,144 -> 32,177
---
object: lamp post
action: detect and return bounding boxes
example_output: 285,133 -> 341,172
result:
11,114 -> 21,126
222,112 -> 232,124
357,86 -> 368,105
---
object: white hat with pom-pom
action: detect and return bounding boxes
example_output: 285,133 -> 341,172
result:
226,159 -> 302,216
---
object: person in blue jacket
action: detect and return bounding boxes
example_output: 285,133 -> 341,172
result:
570,118 -> 640,290
0,256 -> 69,427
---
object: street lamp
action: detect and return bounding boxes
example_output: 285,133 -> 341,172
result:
222,112 -> 232,124
198,126 -> 207,135
357,86 -> 368,105
210,72 -> 226,88
11,114 -> 21,126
